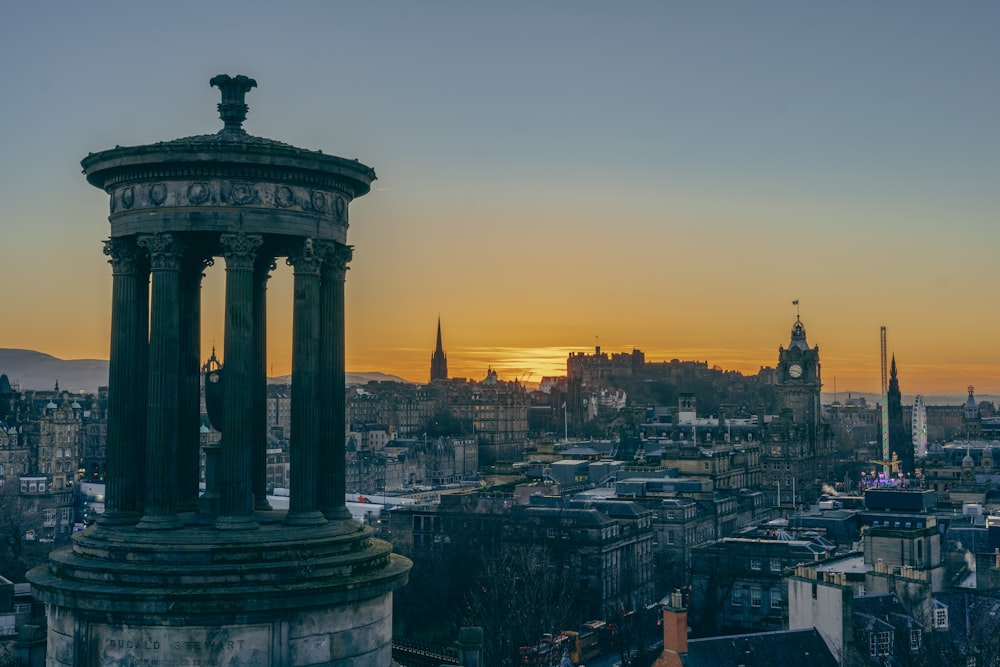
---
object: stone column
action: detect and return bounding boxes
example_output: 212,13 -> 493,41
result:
136,233 -> 184,530
286,238 -> 326,526
319,243 -> 353,521
99,238 -> 148,526
178,253 -> 212,513
216,232 -> 262,530
253,256 -> 276,511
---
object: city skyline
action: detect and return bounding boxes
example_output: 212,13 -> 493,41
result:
2,3 -> 999,395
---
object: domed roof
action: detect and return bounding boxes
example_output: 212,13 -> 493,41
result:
81,74 -> 375,197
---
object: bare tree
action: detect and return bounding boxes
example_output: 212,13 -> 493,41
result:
463,543 -> 580,667
0,483 -> 43,579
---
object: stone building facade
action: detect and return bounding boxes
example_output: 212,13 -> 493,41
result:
390,492 -> 657,621
690,536 -> 831,636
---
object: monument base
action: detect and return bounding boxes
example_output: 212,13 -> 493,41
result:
28,511 -> 410,667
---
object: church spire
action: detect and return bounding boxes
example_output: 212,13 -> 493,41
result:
430,317 -> 448,382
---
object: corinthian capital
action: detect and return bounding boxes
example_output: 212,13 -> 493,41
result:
286,237 -> 321,275
317,242 -> 353,281
103,238 -> 144,275
137,233 -> 184,271
220,232 -> 263,270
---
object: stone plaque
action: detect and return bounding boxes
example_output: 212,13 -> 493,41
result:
89,625 -> 272,667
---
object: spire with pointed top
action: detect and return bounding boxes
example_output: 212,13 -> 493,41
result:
886,353 -> 911,473
430,317 -> 448,382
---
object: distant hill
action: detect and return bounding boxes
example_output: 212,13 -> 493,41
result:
0,349 -> 109,393
269,372 -> 410,386
0,349 -> 409,394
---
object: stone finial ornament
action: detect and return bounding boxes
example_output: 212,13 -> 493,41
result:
210,73 -> 257,132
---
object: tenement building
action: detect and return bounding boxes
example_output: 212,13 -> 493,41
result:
27,75 -> 409,666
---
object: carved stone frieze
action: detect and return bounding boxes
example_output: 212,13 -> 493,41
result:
108,180 -> 349,221
149,183 -> 168,206
186,182 -> 210,205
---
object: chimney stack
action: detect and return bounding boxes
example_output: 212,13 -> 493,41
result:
659,590 -> 688,667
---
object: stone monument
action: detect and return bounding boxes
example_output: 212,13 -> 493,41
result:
28,74 -> 410,666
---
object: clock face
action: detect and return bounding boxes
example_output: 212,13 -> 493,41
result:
788,364 -> 803,379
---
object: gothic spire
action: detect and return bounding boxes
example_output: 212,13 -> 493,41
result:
430,316 -> 448,382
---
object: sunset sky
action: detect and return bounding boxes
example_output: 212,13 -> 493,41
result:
1,3 -> 998,396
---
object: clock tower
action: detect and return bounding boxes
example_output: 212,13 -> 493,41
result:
776,316 -> 821,430
764,315 -> 834,506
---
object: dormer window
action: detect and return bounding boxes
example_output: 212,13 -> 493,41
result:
934,606 -> 949,630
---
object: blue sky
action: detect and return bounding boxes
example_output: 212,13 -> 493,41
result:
1,2 -> 998,392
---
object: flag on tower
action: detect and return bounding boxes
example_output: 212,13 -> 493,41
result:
792,300 -> 799,305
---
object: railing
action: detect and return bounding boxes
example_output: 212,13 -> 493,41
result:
391,636 -> 459,666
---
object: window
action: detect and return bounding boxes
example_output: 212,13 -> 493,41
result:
771,590 -> 782,608
770,558 -> 781,572
874,631 -> 891,658
750,558 -> 761,571
934,607 -> 949,630
731,589 -> 742,607
750,588 -> 762,608
666,530 -> 675,545
909,629 -> 921,652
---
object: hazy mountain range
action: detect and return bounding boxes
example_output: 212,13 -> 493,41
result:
0,349 -> 407,393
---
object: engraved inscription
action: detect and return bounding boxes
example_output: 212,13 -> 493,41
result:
90,625 -> 271,667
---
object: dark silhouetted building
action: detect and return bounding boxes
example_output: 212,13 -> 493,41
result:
430,317 -> 448,382
887,356 -> 913,473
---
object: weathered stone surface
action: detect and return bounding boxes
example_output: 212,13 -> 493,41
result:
27,74 -> 410,666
